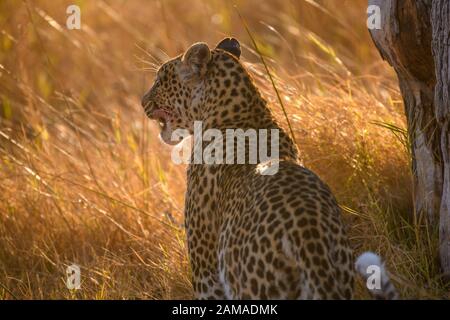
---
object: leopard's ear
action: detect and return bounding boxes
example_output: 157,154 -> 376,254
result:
179,42 -> 211,82
215,37 -> 241,59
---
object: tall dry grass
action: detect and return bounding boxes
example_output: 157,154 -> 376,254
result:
0,0 -> 447,299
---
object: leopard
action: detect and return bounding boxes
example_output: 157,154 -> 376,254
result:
141,37 -> 398,300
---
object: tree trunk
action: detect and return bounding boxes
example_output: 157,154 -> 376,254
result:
368,0 -> 450,276
431,0 -> 450,277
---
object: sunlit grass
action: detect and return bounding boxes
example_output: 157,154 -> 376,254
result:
0,0 -> 448,299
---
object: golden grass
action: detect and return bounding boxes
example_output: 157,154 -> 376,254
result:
0,0 -> 447,299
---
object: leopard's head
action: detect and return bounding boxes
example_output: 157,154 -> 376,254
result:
141,38 -> 241,145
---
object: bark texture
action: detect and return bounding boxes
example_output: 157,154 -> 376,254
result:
431,0 -> 450,276
368,0 -> 449,275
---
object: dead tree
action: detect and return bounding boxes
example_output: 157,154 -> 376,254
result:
368,0 -> 449,276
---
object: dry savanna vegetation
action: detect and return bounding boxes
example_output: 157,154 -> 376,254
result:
0,0 -> 448,299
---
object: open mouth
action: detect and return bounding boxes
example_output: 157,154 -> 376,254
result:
147,108 -> 181,145
150,109 -> 171,130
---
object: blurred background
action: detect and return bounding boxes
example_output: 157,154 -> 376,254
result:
0,0 -> 447,299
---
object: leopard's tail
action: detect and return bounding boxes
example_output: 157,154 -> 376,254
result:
355,252 -> 399,300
